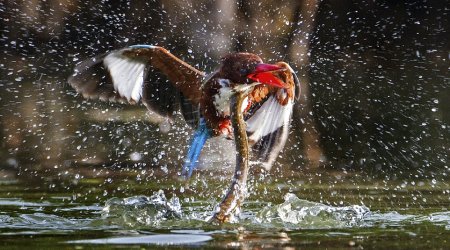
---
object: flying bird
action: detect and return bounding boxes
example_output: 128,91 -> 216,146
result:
68,45 -> 299,178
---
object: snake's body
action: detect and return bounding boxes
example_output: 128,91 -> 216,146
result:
210,91 -> 249,223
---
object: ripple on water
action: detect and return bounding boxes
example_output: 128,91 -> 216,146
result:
0,198 -> 52,207
364,211 -> 450,229
67,233 -> 212,245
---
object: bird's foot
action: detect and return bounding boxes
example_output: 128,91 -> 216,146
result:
208,204 -> 240,224
219,120 -> 233,138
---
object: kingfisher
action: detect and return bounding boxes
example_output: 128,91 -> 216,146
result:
68,45 -> 299,178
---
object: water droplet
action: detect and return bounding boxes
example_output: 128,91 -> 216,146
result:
130,152 -> 142,161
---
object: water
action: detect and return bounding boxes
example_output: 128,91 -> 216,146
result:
102,191 -> 183,227
0,164 -> 448,249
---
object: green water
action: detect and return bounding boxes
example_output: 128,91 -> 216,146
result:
0,162 -> 448,249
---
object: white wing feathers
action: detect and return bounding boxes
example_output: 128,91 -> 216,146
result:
103,49 -> 146,102
246,94 -> 294,170
246,96 -> 293,142
246,96 -> 291,141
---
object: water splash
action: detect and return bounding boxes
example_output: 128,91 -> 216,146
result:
102,190 -> 182,227
100,191 -> 371,229
256,193 -> 371,229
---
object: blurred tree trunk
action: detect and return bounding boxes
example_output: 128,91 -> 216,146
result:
286,0 -> 324,167
234,0 -> 253,51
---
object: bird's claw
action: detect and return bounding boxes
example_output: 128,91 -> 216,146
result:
219,120 -> 233,138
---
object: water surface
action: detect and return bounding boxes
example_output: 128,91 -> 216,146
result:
0,161 -> 448,249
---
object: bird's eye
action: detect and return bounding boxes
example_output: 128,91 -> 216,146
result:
239,68 -> 249,75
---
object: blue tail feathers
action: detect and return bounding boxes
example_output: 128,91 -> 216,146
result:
182,118 -> 211,178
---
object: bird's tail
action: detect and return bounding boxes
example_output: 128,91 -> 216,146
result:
182,118 -> 210,178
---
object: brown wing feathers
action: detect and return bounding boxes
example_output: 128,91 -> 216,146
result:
68,46 -> 205,114
123,47 -> 205,104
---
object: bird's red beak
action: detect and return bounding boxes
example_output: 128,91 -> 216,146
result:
247,64 -> 286,88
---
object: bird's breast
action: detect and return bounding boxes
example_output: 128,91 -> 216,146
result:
213,80 -> 233,116
213,79 -> 249,116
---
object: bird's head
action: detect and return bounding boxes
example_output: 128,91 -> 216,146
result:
220,53 -> 286,92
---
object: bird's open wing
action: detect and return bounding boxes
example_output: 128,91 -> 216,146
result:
245,62 -> 300,170
68,45 -> 205,121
